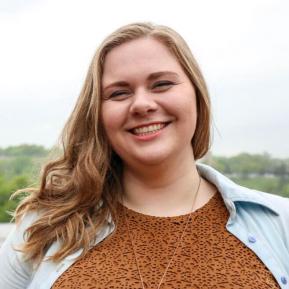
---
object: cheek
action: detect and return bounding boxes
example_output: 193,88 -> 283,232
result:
186,99 -> 198,130
164,91 -> 197,119
101,103 -> 125,133
182,89 -> 198,117
173,92 -> 198,133
100,106 -> 115,140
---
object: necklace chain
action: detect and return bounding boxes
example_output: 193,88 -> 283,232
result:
123,176 -> 202,289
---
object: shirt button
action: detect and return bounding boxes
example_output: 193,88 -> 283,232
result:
281,276 -> 287,284
248,235 -> 256,243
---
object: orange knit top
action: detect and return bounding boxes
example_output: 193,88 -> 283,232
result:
52,191 -> 280,288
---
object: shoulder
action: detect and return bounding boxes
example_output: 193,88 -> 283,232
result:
197,163 -> 289,218
232,186 -> 289,242
13,210 -> 42,245
4,209 -> 40,248
18,210 -> 40,229
0,209 -> 41,288
259,190 -> 289,211
237,185 -> 289,218
1,209 -> 41,261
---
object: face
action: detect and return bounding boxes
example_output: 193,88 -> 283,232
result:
101,37 -> 197,168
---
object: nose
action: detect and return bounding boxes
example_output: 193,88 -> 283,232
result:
129,89 -> 158,116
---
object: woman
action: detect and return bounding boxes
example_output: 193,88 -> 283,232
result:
0,22 -> 288,289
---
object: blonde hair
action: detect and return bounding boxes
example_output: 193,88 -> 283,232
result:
11,22 -> 212,269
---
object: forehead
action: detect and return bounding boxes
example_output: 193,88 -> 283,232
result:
102,37 -> 184,85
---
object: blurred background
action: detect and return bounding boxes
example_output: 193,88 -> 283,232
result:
0,0 -> 288,242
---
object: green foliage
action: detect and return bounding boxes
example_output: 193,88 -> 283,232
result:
209,152 -> 289,197
0,144 -> 50,222
212,152 -> 289,177
0,174 -> 31,222
0,145 -> 288,222
0,144 -> 49,158
231,176 -> 280,194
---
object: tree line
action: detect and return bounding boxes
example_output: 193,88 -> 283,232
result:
0,145 -> 288,222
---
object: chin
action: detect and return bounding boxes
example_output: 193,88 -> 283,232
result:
133,151 -> 174,166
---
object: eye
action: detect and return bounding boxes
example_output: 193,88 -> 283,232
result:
109,90 -> 129,98
152,81 -> 175,89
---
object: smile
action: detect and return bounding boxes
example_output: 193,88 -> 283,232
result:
131,122 -> 171,136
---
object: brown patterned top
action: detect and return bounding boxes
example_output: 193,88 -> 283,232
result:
52,191 -> 280,289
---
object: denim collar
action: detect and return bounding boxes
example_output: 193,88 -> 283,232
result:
196,163 -> 280,220
105,163 -> 279,225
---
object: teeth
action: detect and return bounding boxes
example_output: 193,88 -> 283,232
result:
133,123 -> 166,135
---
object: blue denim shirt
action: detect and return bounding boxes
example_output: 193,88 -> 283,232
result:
0,163 -> 289,289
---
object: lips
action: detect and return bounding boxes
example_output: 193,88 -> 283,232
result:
128,121 -> 171,133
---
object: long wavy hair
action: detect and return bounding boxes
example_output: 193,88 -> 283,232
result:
11,22 -> 212,269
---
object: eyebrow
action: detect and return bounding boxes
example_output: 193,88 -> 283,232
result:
102,71 -> 179,92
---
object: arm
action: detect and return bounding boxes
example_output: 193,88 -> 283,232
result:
0,212 -> 38,289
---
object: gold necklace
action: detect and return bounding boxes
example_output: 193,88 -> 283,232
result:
123,176 -> 202,289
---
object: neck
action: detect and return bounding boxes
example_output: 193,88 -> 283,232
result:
121,152 -> 203,217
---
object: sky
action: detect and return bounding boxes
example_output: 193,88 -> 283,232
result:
0,0 -> 288,158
